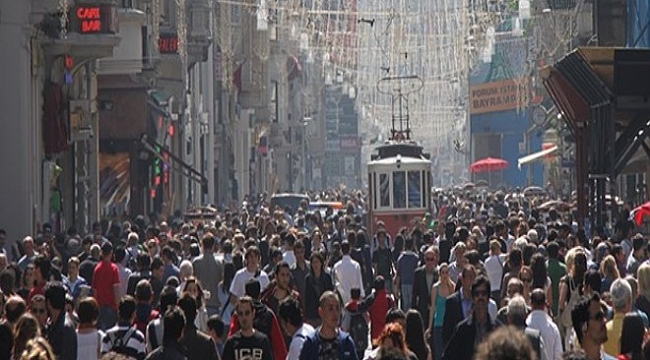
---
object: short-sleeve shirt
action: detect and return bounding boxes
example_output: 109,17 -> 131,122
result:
372,247 -> 393,278
92,260 -> 120,309
396,252 -> 419,285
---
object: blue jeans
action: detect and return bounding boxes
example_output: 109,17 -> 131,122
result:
433,326 -> 443,360
400,284 -> 413,311
98,305 -> 117,331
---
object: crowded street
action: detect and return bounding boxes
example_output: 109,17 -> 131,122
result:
3,0 -> 650,359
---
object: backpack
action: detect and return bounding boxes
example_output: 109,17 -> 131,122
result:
560,277 -> 581,327
108,327 -> 136,354
348,312 -> 368,357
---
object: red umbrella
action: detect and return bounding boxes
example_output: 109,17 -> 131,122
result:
470,157 -> 509,173
631,201 -> 650,226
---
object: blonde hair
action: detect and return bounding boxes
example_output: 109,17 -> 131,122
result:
19,336 -> 55,360
599,255 -> 620,280
565,246 -> 585,275
637,263 -> 650,300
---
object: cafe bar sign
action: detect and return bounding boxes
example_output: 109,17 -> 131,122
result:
71,3 -> 118,34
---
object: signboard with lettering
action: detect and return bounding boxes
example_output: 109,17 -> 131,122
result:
71,4 -> 117,34
339,136 -> 359,149
159,33 -> 179,54
469,79 -> 526,115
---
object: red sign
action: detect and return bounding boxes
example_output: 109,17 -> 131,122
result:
158,34 -> 179,54
72,4 -> 117,34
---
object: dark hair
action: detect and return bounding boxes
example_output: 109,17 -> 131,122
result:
527,253 -> 544,289
161,246 -> 174,260
221,262 -> 236,293
177,293 -> 198,323
572,293 -> 602,345
114,246 -> 126,263
201,234 -> 215,249
118,296 -> 137,321
135,279 -> 153,302
44,281 -> 66,310
151,257 -> 164,271
350,288 -> 361,300
385,308 -> 406,324
159,285 -> 179,313
207,315 -> 225,338
5,296 -> 27,323
78,297 -> 99,324
405,309 -> 428,360
584,269 -> 601,294
0,269 -> 15,295
620,313 -> 645,359
508,248 -> 522,268
471,274 -> 491,295
245,278 -> 261,299
34,255 -> 51,281
136,253 -> 151,270
547,241 -> 559,258
341,241 -> 351,254
163,306 -> 186,342
530,288 -> 546,308
278,297 -> 303,328
274,261 -> 290,275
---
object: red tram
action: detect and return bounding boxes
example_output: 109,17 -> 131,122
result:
367,140 -> 432,238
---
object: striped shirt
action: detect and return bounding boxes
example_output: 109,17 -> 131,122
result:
101,324 -> 146,360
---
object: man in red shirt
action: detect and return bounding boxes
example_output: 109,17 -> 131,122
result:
93,242 -> 120,330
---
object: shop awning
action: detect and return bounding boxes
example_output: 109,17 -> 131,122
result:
517,145 -> 558,169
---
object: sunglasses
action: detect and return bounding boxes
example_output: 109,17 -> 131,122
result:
32,308 -> 46,314
521,277 -> 532,283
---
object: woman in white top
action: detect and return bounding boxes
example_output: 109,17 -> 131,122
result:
76,297 -> 103,360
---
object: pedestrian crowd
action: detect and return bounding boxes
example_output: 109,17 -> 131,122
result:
1,188 -> 650,360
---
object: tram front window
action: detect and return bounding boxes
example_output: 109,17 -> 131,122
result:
408,171 -> 421,208
393,171 -> 406,208
380,173 -> 390,207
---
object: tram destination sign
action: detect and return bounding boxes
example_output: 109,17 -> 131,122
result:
469,79 -> 527,115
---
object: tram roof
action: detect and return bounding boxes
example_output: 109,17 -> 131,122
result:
368,156 -> 431,166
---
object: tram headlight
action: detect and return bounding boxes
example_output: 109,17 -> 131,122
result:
396,154 -> 402,169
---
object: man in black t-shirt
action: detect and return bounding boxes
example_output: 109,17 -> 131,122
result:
223,296 -> 274,360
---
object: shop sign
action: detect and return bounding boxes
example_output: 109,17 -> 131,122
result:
340,136 -> 359,149
469,79 -> 526,115
72,4 -> 117,34
159,33 -> 179,54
